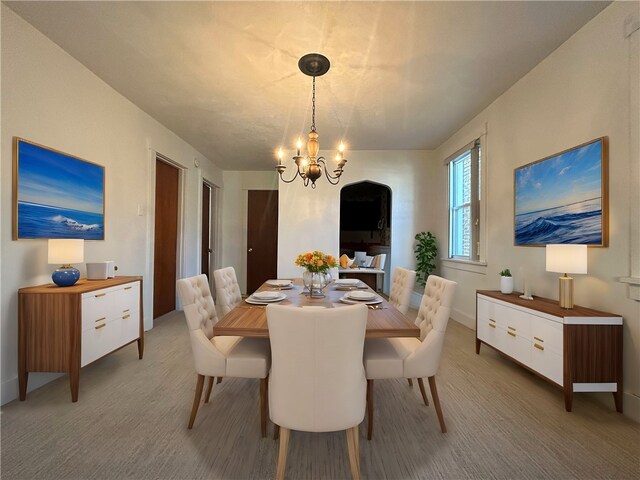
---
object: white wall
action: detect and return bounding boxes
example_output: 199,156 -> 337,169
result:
278,150 -> 433,293
220,171 -> 278,294
426,2 -> 640,421
0,6 -> 223,404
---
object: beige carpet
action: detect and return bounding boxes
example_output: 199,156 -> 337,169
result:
2,309 -> 638,479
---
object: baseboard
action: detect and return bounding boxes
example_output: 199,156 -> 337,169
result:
450,307 -> 475,330
1,373 -> 64,406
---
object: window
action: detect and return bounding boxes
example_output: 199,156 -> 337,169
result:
448,140 -> 481,261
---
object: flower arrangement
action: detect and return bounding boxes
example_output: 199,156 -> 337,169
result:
295,250 -> 338,273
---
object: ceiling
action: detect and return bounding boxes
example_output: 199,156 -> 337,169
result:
6,1 -> 609,170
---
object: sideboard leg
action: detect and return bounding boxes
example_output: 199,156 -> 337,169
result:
613,390 -> 623,413
69,368 -> 80,403
475,338 -> 481,354
19,371 -> 28,401
563,386 -> 573,412
137,337 -> 144,359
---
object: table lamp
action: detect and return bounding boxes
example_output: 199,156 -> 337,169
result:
48,239 -> 84,287
545,244 -> 587,309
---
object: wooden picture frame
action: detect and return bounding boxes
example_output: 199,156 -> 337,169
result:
13,137 -> 105,240
514,137 -> 608,247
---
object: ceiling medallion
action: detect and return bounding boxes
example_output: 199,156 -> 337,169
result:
275,53 -> 347,189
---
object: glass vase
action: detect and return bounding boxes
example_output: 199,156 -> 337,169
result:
303,270 -> 331,298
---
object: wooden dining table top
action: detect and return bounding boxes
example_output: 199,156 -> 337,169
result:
213,279 -> 420,339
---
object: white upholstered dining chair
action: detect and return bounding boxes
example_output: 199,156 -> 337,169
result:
363,275 -> 457,439
177,274 -> 270,435
388,267 -> 416,315
213,266 -> 242,316
267,304 -> 368,480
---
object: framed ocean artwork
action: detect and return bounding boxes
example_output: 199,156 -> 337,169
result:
514,137 -> 608,247
13,138 -> 105,240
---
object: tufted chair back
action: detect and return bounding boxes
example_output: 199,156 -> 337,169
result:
213,267 -> 243,315
404,275 -> 457,378
388,267 -> 416,315
267,304 -> 368,433
177,275 -> 226,376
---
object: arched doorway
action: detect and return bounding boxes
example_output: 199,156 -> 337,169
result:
339,181 -> 392,292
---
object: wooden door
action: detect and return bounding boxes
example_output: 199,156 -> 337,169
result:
247,190 -> 278,294
202,182 -> 211,278
153,159 -> 179,318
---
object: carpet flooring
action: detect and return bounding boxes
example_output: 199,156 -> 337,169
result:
1,309 -> 638,479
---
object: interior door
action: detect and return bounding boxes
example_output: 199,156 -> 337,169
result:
247,190 -> 278,294
153,159 -> 179,318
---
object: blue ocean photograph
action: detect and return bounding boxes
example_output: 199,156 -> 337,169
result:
515,138 -> 606,246
15,139 -> 104,240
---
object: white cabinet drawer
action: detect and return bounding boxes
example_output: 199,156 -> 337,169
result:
494,303 -> 531,339
478,316 -> 502,351
530,316 -> 563,354
530,343 -> 563,385
501,328 -> 531,367
82,288 -> 117,331
117,309 -> 139,345
81,318 -> 119,367
114,282 -> 140,315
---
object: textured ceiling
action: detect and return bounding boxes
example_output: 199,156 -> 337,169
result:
6,1 -> 609,170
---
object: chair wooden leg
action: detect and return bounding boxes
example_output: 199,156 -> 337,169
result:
217,377 -> 223,384
204,377 -> 215,403
366,379 -> 374,440
260,377 -> 268,438
417,378 -> 430,406
273,424 -> 280,440
346,426 -> 360,480
428,376 -> 447,433
188,374 -> 205,429
407,378 -> 413,387
276,427 -> 290,480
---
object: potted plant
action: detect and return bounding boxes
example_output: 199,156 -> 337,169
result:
414,232 -> 437,287
295,250 -> 338,298
499,269 -> 514,294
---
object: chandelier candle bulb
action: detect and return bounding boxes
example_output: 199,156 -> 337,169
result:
296,139 -> 302,156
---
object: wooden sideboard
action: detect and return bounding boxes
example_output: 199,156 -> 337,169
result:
19,276 -> 144,402
476,290 -> 623,413
338,268 -> 385,291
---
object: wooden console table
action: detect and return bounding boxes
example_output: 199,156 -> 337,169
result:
19,276 -> 144,402
476,290 -> 623,413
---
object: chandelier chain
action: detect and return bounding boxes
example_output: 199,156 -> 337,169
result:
311,76 -> 316,132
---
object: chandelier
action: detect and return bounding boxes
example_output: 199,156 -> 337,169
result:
276,53 -> 347,189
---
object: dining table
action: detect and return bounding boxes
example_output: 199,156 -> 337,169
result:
213,278 -> 420,339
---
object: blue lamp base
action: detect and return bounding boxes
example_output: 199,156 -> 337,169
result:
52,267 -> 80,287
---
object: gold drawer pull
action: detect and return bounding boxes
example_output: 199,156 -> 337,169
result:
124,286 -> 132,290
122,314 -> 130,319
508,326 -> 516,331
534,336 -> 544,342
123,309 -> 130,313
94,317 -> 106,323
95,293 -> 106,298
534,343 -> 544,351
489,318 -> 496,323
489,323 -> 496,329
507,331 -> 516,337
95,323 -> 106,330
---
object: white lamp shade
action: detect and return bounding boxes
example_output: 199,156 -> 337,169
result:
48,239 -> 84,264
545,244 -> 587,274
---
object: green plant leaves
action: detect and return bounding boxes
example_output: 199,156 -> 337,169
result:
414,231 -> 437,287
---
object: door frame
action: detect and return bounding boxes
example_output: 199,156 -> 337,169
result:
201,178 -> 221,296
145,150 -> 186,327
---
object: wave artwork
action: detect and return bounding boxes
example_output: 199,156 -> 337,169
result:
514,138 -> 607,246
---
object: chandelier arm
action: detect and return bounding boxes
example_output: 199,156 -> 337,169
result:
277,166 -> 302,184
317,158 -> 342,183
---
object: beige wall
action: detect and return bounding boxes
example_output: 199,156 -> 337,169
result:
220,171 -> 279,294
0,6 -> 223,404
277,150 -> 434,294
426,2 -> 640,421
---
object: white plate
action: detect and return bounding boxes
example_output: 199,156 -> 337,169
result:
345,290 -> 376,301
339,295 -> 383,306
335,279 -> 360,286
253,291 -> 282,300
266,279 -> 293,287
245,293 -> 287,305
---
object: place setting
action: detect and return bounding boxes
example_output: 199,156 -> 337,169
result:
245,290 -> 288,305
265,279 -> 295,290
338,289 -> 385,309
333,278 -> 368,291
